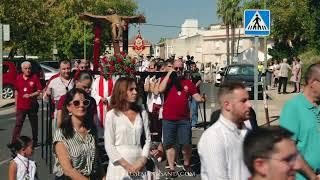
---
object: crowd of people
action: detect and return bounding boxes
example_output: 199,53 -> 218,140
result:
6,54 -> 320,180
264,57 -> 302,94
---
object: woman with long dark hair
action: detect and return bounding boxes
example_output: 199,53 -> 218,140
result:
53,88 -> 102,180
104,77 -> 151,179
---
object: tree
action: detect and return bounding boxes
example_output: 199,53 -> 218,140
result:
217,0 -> 242,65
217,0 -> 231,65
244,0 -> 316,60
229,0 -> 242,62
0,0 -> 138,59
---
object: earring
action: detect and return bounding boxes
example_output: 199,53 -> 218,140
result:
68,112 -> 72,116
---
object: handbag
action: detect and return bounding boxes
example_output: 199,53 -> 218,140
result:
139,111 -> 156,172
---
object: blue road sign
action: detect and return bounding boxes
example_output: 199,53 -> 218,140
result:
244,9 -> 270,36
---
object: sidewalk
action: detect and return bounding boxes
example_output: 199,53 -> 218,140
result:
0,98 -> 15,108
256,85 -> 297,126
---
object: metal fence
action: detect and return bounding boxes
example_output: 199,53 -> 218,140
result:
40,96 -> 53,173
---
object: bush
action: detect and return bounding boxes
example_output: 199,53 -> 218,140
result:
299,49 -> 320,83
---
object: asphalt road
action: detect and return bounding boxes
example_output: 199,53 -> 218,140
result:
0,83 -> 218,180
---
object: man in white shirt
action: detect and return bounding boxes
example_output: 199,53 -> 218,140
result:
198,81 -> 252,180
278,58 -> 291,94
44,60 -> 74,131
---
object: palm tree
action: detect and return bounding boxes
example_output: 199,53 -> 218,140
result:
217,0 -> 231,65
230,0 -> 242,63
217,0 -> 242,65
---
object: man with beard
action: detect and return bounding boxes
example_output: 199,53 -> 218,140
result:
44,60 -> 74,131
243,126 -> 300,180
198,82 -> 251,180
158,59 -> 205,178
10,61 -> 42,147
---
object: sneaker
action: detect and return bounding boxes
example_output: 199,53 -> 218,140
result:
183,165 -> 196,176
165,169 -> 178,179
165,161 -> 177,169
176,161 -> 183,168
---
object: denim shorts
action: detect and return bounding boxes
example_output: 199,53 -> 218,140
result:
162,119 -> 191,148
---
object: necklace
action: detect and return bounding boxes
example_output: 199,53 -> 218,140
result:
60,77 -> 72,91
17,156 -> 30,180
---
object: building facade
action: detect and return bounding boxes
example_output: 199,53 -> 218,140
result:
155,19 -> 273,67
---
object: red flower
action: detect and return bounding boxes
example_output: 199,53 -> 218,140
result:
109,66 -> 115,72
117,58 -> 122,63
109,60 -> 115,66
120,51 -> 126,57
101,57 -> 107,64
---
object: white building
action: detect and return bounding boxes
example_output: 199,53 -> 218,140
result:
155,19 -> 273,67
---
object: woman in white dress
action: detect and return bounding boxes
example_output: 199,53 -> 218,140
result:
104,77 -> 151,180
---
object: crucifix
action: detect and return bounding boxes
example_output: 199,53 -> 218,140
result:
79,8 -> 146,71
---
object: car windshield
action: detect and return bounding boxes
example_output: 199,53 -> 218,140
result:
227,66 -> 254,76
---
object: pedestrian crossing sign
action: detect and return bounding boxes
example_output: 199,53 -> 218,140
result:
244,9 -> 270,36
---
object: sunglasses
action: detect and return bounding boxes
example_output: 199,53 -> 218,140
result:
129,87 -> 138,92
174,67 -> 184,71
70,99 -> 90,107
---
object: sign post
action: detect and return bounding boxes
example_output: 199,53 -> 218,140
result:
244,9 -> 270,116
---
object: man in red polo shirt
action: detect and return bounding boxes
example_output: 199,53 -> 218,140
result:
158,59 -> 205,178
11,61 -> 42,146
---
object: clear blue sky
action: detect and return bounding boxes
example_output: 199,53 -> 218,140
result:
129,0 -> 220,44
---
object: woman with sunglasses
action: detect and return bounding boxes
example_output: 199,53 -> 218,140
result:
56,71 -> 98,129
104,77 -> 151,180
53,88 -> 103,180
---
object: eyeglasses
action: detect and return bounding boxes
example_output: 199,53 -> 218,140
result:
70,99 -> 90,107
263,153 -> 299,166
174,67 -> 184,71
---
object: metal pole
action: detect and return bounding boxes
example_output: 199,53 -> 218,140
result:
0,24 -> 3,99
41,98 -> 44,158
48,97 -> 53,173
264,1 -> 268,90
45,101 -> 49,164
84,23 -> 86,59
203,93 -> 207,130
254,37 -> 259,110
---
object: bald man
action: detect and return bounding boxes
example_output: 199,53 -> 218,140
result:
280,62 -> 320,180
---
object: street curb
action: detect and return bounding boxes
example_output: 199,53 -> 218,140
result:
0,102 -> 15,109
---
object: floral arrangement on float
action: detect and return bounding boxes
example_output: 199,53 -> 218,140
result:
100,51 -> 137,79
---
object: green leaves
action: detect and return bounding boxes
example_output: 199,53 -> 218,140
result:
0,0 -> 138,59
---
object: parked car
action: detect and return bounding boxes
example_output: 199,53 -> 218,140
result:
221,63 -> 263,99
214,67 -> 224,87
2,61 -> 18,99
40,64 -> 59,82
40,60 -> 59,69
2,59 -> 46,99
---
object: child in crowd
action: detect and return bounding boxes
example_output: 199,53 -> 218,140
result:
8,136 -> 37,180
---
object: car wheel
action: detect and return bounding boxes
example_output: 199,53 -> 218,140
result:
2,85 -> 14,99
